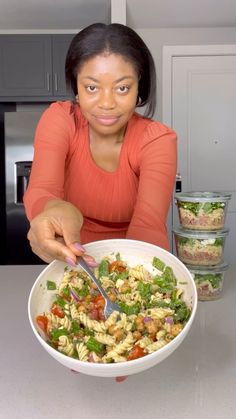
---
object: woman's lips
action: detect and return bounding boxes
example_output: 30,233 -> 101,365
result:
94,115 -> 120,126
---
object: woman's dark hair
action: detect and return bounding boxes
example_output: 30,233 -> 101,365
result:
65,23 -> 156,118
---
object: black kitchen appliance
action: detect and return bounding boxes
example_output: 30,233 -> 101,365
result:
1,105 -> 48,264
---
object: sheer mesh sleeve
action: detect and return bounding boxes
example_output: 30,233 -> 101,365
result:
126,122 -> 177,250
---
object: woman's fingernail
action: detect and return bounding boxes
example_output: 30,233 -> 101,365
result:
83,256 -> 98,268
65,257 -> 77,267
73,243 -> 85,252
87,261 -> 99,268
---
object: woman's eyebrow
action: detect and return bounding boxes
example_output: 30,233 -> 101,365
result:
80,76 -> 135,83
115,76 -> 135,83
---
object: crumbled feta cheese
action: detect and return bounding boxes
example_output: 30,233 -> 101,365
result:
201,239 -> 216,246
116,279 -> 125,288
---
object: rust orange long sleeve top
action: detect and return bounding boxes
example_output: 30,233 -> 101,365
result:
24,101 -> 177,250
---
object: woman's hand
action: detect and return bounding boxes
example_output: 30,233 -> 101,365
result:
27,200 -> 94,265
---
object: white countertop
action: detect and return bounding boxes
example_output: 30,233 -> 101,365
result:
0,264 -> 235,419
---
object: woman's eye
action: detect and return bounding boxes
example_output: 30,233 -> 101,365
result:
85,85 -> 98,93
117,85 -> 129,93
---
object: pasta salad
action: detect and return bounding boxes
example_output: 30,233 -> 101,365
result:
36,254 -> 191,363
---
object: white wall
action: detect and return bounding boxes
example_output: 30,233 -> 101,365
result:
136,27 -> 236,121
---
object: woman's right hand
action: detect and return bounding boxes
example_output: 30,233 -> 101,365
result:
27,200 -> 95,266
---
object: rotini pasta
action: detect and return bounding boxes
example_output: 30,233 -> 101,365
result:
46,313 -> 61,329
146,339 -> 167,353
60,316 -> 72,331
129,265 -> 147,281
78,312 -> 107,333
100,276 -> 115,290
94,333 -> 115,346
36,254 -> 191,363
104,332 -> 134,361
104,311 -> 119,328
58,335 -> 74,356
76,342 -> 89,361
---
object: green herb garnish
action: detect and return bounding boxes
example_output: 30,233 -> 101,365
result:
86,337 -> 105,354
202,202 -> 225,213
152,257 -> 166,271
178,202 -> 201,215
118,302 -> 141,315
50,328 -> 68,341
46,280 -> 56,290
194,273 -> 222,289
137,282 -> 151,299
54,295 -> 67,308
98,260 -> 109,277
71,321 -> 81,334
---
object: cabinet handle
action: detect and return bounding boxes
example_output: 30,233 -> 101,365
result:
54,73 -> 58,92
46,72 -> 50,91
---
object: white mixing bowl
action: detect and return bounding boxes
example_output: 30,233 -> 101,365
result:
28,239 -> 197,377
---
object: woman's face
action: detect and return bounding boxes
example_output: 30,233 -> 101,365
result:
76,53 -> 139,137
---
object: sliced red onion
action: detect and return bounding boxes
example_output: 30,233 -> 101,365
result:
165,316 -> 174,324
90,289 -> 99,297
143,316 -> 152,323
70,288 -> 80,302
111,287 -> 118,295
88,352 -> 95,363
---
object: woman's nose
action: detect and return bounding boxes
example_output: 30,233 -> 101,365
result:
98,89 -> 116,109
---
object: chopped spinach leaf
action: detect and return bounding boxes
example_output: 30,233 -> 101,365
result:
86,337 -> 105,354
152,257 -> 165,271
118,302 -> 141,315
98,260 -> 109,277
50,328 -> 68,340
46,280 -> 56,290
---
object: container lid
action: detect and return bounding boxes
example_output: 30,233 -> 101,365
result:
185,261 -> 229,273
173,226 -> 229,238
174,191 -> 232,202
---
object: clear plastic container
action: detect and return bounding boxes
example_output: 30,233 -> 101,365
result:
186,262 -> 229,301
173,227 -> 229,266
175,191 -> 231,230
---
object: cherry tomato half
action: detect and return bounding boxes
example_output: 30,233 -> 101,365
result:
109,261 -> 126,273
36,315 -> 48,333
92,295 -> 105,308
127,345 -> 145,361
51,303 -> 65,318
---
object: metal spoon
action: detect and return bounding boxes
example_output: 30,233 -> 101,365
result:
77,256 -> 123,319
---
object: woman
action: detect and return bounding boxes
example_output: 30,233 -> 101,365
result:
24,23 -> 177,267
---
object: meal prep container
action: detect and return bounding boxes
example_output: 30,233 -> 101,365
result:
186,262 -> 229,301
173,227 -> 229,266
175,191 -> 231,231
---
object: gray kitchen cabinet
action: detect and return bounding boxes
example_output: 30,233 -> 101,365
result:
52,35 -> 74,97
0,34 -> 73,99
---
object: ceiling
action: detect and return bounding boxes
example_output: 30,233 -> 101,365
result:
0,0 -> 236,31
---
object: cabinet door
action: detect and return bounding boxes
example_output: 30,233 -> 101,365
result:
172,54 -> 236,264
52,35 -> 74,97
0,35 -> 52,97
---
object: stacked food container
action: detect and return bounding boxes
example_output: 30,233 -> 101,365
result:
173,192 -> 231,301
